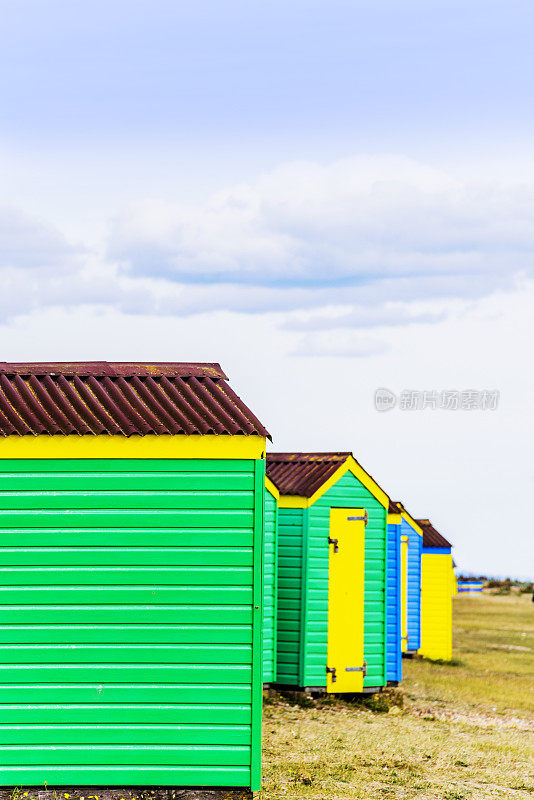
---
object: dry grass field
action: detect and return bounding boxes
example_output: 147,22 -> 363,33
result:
261,591 -> 534,799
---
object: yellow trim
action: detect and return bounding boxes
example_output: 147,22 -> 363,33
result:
265,476 -> 280,501
0,434 -> 266,460
401,535 -> 409,652
278,495 -> 308,508
277,455 -> 389,510
387,513 -> 402,524
401,510 -> 423,536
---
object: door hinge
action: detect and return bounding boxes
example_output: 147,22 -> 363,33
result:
345,660 -> 367,677
328,537 -> 339,552
347,511 -> 369,525
326,666 -> 337,682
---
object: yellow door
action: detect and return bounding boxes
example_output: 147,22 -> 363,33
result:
401,535 -> 409,652
420,553 -> 453,661
327,508 -> 366,692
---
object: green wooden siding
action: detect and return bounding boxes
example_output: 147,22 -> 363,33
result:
275,472 -> 387,689
275,508 -> 305,685
0,457 -> 263,790
262,488 -> 278,683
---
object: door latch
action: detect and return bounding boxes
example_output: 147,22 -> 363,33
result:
345,660 -> 367,677
326,666 -> 337,682
328,537 -> 339,552
347,511 -> 369,525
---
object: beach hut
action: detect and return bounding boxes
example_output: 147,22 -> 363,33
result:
418,518 -> 454,662
457,580 -> 483,593
385,501 -> 402,684
0,361 -> 270,794
385,501 -> 423,683
263,477 -> 279,684
266,452 -> 389,694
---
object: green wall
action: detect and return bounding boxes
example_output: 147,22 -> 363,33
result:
0,457 -> 264,790
275,507 -> 305,685
276,471 -> 387,689
262,488 -> 278,683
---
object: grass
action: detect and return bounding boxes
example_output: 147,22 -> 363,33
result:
261,591 -> 534,799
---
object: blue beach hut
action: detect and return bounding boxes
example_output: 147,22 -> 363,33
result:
386,501 -> 424,683
386,501 -> 402,684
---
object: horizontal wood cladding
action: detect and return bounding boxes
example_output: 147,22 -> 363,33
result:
386,521 -> 402,682
262,489 -> 278,683
405,519 -> 422,651
0,457 -> 261,788
275,509 -> 304,685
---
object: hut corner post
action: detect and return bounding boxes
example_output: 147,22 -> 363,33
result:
250,458 -> 265,791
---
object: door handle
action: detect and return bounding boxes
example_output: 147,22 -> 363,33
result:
328,537 -> 339,553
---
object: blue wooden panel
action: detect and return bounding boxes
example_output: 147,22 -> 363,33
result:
386,521 -> 402,682
404,518 -> 422,652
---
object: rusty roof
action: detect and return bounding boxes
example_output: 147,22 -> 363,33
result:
0,362 -> 270,438
417,519 -> 452,549
266,452 -> 351,497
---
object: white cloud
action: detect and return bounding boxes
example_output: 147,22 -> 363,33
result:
3,155 -> 533,328
108,155 -> 534,307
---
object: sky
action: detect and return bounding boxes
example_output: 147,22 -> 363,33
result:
0,0 -> 532,578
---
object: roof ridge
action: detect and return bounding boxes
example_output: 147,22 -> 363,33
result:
267,451 -> 351,460
0,362 -> 227,379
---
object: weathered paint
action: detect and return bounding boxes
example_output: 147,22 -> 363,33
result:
276,471 -> 388,690
326,509 -> 366,692
420,548 -> 454,662
0,456 -> 265,790
263,481 -> 278,683
385,518 -> 402,683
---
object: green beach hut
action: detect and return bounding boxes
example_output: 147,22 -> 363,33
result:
0,361 -> 269,795
266,452 -> 390,694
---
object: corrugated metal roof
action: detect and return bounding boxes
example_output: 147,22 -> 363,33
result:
0,362 -> 270,438
417,519 -> 452,549
266,452 -> 351,497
